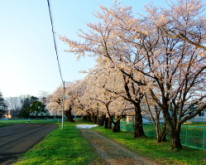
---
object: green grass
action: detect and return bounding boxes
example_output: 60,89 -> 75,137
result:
0,123 -> 12,127
121,121 -> 206,150
0,119 -> 59,124
14,122 -> 98,165
93,126 -> 206,165
187,122 -> 206,126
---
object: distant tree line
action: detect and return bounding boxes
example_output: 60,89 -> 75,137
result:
0,94 -> 48,118
0,92 -> 7,118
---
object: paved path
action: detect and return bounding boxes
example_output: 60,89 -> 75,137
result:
0,124 -> 57,165
81,129 -> 159,165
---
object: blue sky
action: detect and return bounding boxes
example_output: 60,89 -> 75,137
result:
0,0 -> 165,97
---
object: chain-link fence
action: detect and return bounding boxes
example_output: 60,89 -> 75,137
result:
181,125 -> 206,149
0,118 -> 60,124
120,121 -> 206,150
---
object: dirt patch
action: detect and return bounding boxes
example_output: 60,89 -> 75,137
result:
81,129 -> 159,165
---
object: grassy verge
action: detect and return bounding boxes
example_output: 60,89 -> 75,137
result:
187,122 -> 206,126
93,126 -> 206,165
122,122 -> 206,150
14,122 -> 98,165
0,123 -> 12,127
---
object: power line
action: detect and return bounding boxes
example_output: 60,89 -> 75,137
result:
47,0 -> 65,129
47,0 -> 64,83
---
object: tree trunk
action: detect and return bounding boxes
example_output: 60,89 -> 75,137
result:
134,103 -> 145,138
171,125 -> 182,150
98,115 -> 106,126
104,117 -> 109,128
158,135 -> 167,142
82,116 -> 87,121
92,114 -> 97,124
156,122 -> 168,142
108,117 -> 112,129
65,108 -> 74,122
36,112 -> 39,118
104,117 -> 112,129
112,120 -> 120,132
157,129 -> 167,142
163,109 -> 182,150
86,115 -> 91,122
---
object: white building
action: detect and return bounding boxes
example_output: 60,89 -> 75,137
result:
189,110 -> 206,122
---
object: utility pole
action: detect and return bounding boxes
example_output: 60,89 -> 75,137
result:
47,0 -> 66,129
61,81 -> 66,129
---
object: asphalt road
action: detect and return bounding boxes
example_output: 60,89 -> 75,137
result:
0,124 -> 57,165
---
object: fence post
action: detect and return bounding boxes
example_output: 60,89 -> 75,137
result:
203,129 -> 205,149
185,125 -> 188,145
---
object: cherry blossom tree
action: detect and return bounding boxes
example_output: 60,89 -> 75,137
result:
144,94 -> 168,142
47,81 -> 85,122
61,4 -> 147,137
61,0 -> 206,150
113,1 -> 206,149
137,0 -> 206,150
76,62 -> 135,132
94,59 -> 146,136
149,0 -> 206,50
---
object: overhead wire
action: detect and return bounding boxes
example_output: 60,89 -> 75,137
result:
47,0 -> 65,129
47,0 -> 64,83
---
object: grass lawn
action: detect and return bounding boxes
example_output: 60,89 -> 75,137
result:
93,126 -> 206,165
122,121 -> 206,150
0,123 -> 12,127
187,122 -> 206,126
14,122 -> 98,165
